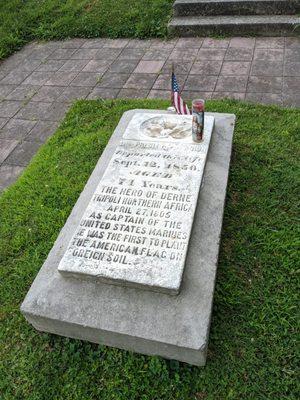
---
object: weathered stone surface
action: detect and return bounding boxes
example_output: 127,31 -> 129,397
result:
0,101 -> 22,118
4,140 -> 41,166
58,113 -> 214,294
220,61 -> 251,76
117,89 -> 150,99
134,61 -> 165,74
5,85 -> 40,101
87,87 -> 120,100
215,75 -> 248,92
147,90 -> 170,99
0,118 -> 36,140
108,60 -> 137,74
184,75 -> 217,91
124,74 -> 158,90
97,73 -> 130,89
0,164 -> 24,191
190,61 -> 222,75
168,15 -> 300,37
0,84 -> 18,98
26,120 -> 59,142
153,74 -> 186,90
21,109 -> 235,366
173,0 -> 300,17
0,139 -> 18,163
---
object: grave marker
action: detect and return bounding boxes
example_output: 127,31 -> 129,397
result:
58,113 -> 214,294
21,109 -> 235,366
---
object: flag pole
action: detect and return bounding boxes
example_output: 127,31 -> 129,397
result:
171,62 -> 174,107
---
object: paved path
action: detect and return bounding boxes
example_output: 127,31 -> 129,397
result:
0,36 -> 299,191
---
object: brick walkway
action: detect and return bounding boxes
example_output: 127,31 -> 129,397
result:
0,36 -> 299,190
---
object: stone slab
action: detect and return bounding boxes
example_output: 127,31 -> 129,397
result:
58,112 -> 214,295
21,110 -> 235,366
168,15 -> 300,37
173,0 -> 300,17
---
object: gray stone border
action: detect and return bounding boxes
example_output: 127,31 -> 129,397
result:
21,109 -> 235,366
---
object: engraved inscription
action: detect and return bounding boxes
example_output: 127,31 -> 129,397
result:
58,113 -> 214,294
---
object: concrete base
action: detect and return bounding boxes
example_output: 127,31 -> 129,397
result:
168,15 -> 300,37
170,0 -> 300,37
173,0 -> 300,17
21,110 -> 235,366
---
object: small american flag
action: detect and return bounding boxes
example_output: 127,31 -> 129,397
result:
171,70 -> 190,115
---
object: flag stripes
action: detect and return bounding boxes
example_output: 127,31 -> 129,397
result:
171,72 -> 190,115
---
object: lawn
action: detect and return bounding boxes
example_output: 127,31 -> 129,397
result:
0,0 -> 173,60
0,99 -> 299,400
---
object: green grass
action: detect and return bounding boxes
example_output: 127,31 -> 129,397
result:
0,99 -> 299,400
0,0 -> 173,60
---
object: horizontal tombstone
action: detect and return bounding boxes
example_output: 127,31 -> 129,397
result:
21,109 -> 235,366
